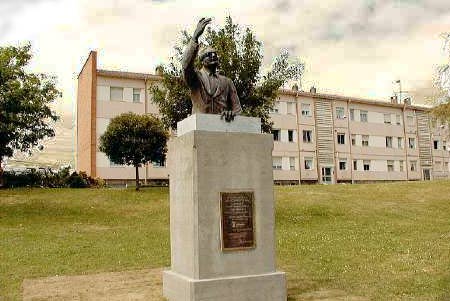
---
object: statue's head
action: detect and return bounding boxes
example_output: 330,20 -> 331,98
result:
199,46 -> 219,69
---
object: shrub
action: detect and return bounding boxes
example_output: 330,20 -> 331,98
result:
2,168 -> 104,188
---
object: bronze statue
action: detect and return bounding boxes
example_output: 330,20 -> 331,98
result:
182,18 -> 242,122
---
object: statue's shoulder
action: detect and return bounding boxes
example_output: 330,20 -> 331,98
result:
218,74 -> 233,84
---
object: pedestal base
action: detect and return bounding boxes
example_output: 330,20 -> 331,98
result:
163,270 -> 286,301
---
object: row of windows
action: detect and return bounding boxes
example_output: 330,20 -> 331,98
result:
272,129 -> 296,142
109,87 -> 142,103
110,159 -> 165,168
270,101 -> 416,126
272,129 -> 417,149
434,161 -> 449,170
346,159 -> 415,172
272,157 -> 296,170
433,140 -> 448,150
272,157 -> 426,173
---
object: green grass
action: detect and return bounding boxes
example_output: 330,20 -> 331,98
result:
1,181 -> 450,300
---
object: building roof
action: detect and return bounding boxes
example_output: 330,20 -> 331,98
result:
96,68 -> 431,112
97,69 -> 162,81
279,89 -> 431,111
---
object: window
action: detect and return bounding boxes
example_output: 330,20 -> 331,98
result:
410,161 -> 417,172
353,160 -> 358,170
407,115 -> 414,125
396,114 -> 401,125
288,130 -> 294,142
110,87 -> 123,101
363,160 -> 370,171
351,134 -> 356,146
339,158 -> 347,170
304,157 -> 313,170
272,157 -> 282,170
362,135 -> 369,147
444,162 -> 449,170
360,110 -> 368,122
408,138 -> 416,149
387,160 -> 394,172
301,103 -> 311,117
443,141 -> 447,151
133,88 -> 141,103
272,129 -> 280,141
384,113 -> 391,124
399,160 -> 404,172
287,102 -> 296,115
350,109 -> 355,121
270,102 -> 280,113
336,107 -> 345,119
434,140 -> 439,150
398,137 -> 403,149
385,136 -> 393,148
337,133 -> 345,145
435,161 -> 441,170
152,159 -> 165,168
303,130 -> 312,143
289,157 -> 296,170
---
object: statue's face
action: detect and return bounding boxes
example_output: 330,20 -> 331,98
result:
201,51 -> 219,68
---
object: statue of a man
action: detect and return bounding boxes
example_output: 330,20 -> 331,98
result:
182,18 -> 242,122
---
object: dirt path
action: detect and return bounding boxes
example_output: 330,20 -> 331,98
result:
22,269 -> 368,301
22,268 -> 166,301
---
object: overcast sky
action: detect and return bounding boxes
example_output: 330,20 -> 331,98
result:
1,0 -> 449,115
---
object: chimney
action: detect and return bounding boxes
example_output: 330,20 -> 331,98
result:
310,86 -> 317,93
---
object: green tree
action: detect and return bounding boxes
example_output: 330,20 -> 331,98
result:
433,33 -> 450,122
0,43 -> 61,184
99,112 -> 169,190
151,16 -> 304,133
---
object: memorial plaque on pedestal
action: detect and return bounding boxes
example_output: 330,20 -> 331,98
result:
220,191 -> 255,251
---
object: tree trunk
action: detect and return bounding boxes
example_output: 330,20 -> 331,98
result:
135,165 -> 140,191
0,163 -> 3,188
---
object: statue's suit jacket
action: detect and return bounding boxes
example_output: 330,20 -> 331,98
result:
182,40 -> 242,115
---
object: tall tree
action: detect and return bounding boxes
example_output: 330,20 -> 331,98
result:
99,113 -> 168,190
151,16 -> 304,133
433,32 -> 450,122
0,43 -> 61,184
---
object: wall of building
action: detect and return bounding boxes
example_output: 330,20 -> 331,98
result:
93,75 -> 169,181
270,92 -> 449,183
76,51 -> 97,176
76,55 -> 449,184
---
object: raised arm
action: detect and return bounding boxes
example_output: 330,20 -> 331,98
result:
181,18 -> 211,88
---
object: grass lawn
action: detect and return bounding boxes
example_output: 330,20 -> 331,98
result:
1,181 -> 450,300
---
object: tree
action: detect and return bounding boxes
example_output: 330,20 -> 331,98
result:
151,16 -> 304,133
99,112 -> 169,190
0,43 -> 61,185
433,33 -> 450,123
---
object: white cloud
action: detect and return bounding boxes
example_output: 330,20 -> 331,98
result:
1,0 -> 449,110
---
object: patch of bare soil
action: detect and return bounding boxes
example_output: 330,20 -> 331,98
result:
23,269 -> 368,301
22,268 -> 166,301
289,289 -> 369,301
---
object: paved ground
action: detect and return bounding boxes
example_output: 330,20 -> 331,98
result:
22,269 -> 368,301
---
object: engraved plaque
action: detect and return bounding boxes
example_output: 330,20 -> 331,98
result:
220,191 -> 255,251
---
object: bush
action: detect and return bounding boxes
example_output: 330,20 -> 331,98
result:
2,168 -> 105,188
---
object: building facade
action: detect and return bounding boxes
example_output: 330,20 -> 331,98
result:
77,51 -> 450,185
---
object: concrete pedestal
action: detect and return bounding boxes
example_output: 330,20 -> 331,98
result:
163,114 -> 286,301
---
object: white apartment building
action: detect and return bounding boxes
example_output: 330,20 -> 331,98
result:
77,51 -> 450,185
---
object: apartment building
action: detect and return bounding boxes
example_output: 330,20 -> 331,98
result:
77,51 -> 450,185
